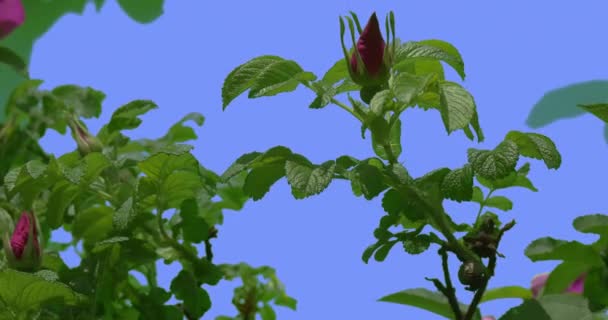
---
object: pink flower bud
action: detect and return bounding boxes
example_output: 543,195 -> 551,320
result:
0,0 -> 25,39
3,211 -> 42,271
482,316 -> 496,320
350,13 -> 385,77
68,116 -> 103,155
341,12 -> 392,88
531,272 -> 585,298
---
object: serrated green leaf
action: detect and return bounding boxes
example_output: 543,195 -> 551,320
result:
403,234 -> 431,255
468,140 -> 519,180
222,56 -> 312,108
390,72 -> 432,108
394,41 -> 465,79
285,157 -> 335,199
438,81 -> 476,134
440,164 -> 473,202
107,100 -> 158,132
51,85 -> 105,119
505,131 -> 561,169
417,40 -> 465,79
113,197 -> 135,231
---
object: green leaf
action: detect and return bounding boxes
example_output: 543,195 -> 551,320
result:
51,85 -> 105,119
116,0 -> 164,23
379,288 -> 470,318
573,214 -> 608,236
537,294 -> 593,320
403,234 -> 431,255
468,140 -> 519,180
395,41 -> 465,79
505,131 -> 561,169
107,100 -> 158,132
350,161 -> 387,200
46,181 -> 80,229
180,198 -> 209,243
244,164 -> 285,201
221,151 -> 263,181
543,261 -> 591,295
260,304 -> 277,320
161,112 -> 205,144
321,59 -> 349,85
440,164 -> 473,202
138,151 -> 203,208
72,206 -> 113,244
170,271 -> 211,318
484,196 -> 513,211
370,89 -> 392,115
394,59 -> 445,80
584,267 -> 608,308
438,81 -> 476,134
372,119 -> 403,161
113,197 -> 135,231
222,56 -> 313,108
374,241 -> 397,262
499,299 -> 551,320
481,286 -> 533,303
285,156 -> 335,199
579,104 -> 608,124
417,40 -> 465,79
0,46 -> 28,78
362,242 -> 383,264
0,269 -> 85,310
477,163 -> 538,192
525,237 -> 604,266
390,73 -> 433,108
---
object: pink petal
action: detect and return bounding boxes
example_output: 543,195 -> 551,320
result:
531,273 -> 549,298
566,274 -> 585,294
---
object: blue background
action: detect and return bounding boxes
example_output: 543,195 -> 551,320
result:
29,1 -> 607,319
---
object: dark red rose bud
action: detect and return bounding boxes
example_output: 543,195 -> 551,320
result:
350,13 -> 385,77
340,12 -> 393,90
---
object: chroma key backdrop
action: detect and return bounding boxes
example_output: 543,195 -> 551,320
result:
0,1 -> 607,319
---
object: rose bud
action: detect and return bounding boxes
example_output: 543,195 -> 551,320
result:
340,12 -> 394,89
531,272 -> 585,298
2,211 -> 42,271
68,116 -> 103,155
0,0 -> 25,39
